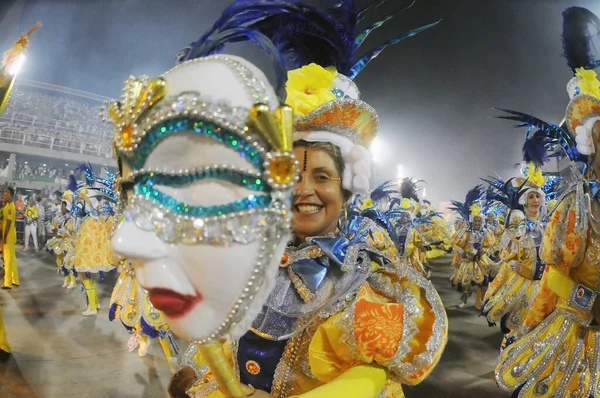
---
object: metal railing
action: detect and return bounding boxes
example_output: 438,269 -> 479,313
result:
0,126 -> 113,158
0,79 -> 115,159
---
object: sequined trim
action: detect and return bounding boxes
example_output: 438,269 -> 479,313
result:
370,266 -> 448,383
496,309 -> 592,393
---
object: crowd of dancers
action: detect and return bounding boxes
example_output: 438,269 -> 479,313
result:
2,1 -> 600,397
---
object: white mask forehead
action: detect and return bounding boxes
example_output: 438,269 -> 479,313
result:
143,55 -> 278,173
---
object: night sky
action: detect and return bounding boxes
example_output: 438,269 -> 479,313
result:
1,0 -> 598,205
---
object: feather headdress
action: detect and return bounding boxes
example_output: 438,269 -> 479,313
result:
178,0 -> 439,194
494,108 -> 582,164
482,176 -> 527,213
562,7 -> 600,75
180,0 -> 439,97
449,185 -> 484,221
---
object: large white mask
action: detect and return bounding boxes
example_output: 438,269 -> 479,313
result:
109,55 -> 296,343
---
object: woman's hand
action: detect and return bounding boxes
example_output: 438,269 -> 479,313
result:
513,261 -> 523,273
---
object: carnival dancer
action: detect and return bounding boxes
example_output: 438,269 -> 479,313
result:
23,198 -> 38,251
481,177 -> 543,340
422,200 -> 452,261
450,186 -> 495,309
2,187 -> 18,289
496,7 -> 600,396
46,187 -> 77,289
109,1 -> 447,397
71,164 -> 118,316
107,178 -> 179,364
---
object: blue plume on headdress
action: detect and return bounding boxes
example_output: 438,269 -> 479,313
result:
562,7 -> 600,75
494,108 -> 584,163
481,177 -> 526,212
369,180 -> 399,202
448,185 -> 484,220
181,0 -> 440,98
67,175 -> 78,193
522,130 -> 552,168
75,162 -> 95,187
399,177 -> 421,202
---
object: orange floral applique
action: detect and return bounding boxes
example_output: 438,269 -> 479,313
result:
353,286 -> 404,363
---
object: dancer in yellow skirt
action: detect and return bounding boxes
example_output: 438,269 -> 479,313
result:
496,7 -> 600,396
109,259 -> 179,367
46,189 -> 78,289
70,164 -> 118,316
481,177 -> 544,339
450,185 -> 495,309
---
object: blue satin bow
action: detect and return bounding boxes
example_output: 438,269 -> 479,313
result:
290,214 -> 368,293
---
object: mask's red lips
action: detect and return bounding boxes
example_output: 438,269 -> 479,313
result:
146,288 -> 202,319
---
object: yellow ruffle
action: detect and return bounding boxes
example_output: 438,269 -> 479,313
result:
73,216 -> 117,273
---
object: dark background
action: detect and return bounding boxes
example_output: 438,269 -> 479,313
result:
1,0 -> 597,205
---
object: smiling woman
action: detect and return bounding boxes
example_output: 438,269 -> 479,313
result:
291,141 -> 346,243
174,1 -> 448,397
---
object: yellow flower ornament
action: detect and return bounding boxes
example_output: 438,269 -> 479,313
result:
576,68 -> 600,98
285,63 -> 337,117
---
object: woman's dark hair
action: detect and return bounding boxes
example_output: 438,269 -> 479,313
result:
294,140 -> 351,200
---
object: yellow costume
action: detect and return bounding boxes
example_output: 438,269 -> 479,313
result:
2,201 -> 18,288
0,307 -> 10,354
424,215 -> 451,260
46,211 -> 77,288
450,226 -> 494,291
109,259 -> 178,361
482,242 -> 539,332
496,191 -> 600,396
186,224 -> 447,398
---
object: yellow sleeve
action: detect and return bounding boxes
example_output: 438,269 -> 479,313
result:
540,192 -> 586,271
292,365 -> 387,398
523,193 -> 583,327
523,267 -> 558,328
515,247 -> 537,279
308,268 -> 447,389
483,230 -> 494,249
405,229 -> 418,256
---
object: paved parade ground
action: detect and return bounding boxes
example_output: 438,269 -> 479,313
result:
0,252 -> 508,398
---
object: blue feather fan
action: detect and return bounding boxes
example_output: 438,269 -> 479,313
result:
180,0 -> 440,99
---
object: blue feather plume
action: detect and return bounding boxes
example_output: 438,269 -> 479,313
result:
399,177 -> 421,202
562,7 -> 600,75
448,185 -> 484,220
494,108 -> 584,163
522,130 -> 552,168
369,180 -> 399,202
481,177 -> 526,212
75,162 -> 95,187
67,175 -> 78,193
180,0 -> 439,99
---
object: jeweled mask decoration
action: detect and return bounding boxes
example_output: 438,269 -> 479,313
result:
507,210 -> 527,243
108,55 -> 297,343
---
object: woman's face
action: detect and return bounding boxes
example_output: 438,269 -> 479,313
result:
526,191 -> 541,217
292,146 -> 344,242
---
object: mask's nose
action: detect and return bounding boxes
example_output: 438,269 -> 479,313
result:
111,220 -> 168,261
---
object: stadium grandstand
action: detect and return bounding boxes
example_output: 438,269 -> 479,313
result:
0,79 -> 116,195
